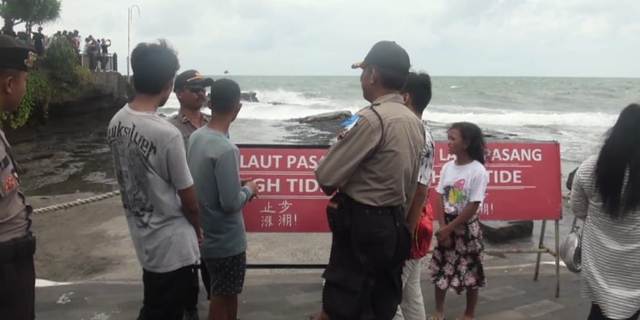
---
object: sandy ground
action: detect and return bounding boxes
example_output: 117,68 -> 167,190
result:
29,191 -> 569,283
30,193 -> 335,282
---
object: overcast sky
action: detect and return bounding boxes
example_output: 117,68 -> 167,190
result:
44,0 -> 640,77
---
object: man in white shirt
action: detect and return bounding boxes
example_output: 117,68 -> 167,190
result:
107,40 -> 202,320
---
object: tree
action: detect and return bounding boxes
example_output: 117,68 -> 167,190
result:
1,0 -> 61,35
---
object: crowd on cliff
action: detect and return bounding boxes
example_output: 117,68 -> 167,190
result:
3,26 -> 115,72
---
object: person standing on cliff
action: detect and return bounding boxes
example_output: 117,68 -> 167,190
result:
168,69 -> 214,320
32,27 -> 45,56
107,40 -> 202,320
0,34 -> 37,320
314,41 -> 425,320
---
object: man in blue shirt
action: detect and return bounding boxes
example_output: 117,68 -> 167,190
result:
187,79 -> 259,320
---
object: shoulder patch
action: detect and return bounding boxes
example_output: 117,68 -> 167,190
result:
340,114 -> 361,132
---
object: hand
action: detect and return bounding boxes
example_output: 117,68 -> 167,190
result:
439,237 -> 452,248
436,226 -> 452,244
196,228 -> 203,245
245,180 -> 260,199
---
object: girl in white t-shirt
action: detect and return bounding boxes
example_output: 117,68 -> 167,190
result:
429,122 -> 489,320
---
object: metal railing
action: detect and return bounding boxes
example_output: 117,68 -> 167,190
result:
81,53 -> 118,72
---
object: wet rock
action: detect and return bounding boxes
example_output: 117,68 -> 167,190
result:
296,111 -> 352,123
480,220 -> 534,243
241,91 -> 259,102
48,73 -> 129,117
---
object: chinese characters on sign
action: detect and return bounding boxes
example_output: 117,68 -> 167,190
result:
259,200 -> 296,229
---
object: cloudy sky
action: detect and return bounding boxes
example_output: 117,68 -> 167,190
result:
44,0 -> 640,77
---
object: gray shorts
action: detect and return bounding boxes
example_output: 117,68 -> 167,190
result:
204,252 -> 246,296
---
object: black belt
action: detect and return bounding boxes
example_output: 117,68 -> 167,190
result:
342,194 -> 404,216
0,232 -> 36,264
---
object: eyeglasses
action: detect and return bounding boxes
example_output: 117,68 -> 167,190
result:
186,86 -> 205,94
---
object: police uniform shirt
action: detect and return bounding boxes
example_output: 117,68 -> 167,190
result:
0,129 -> 30,242
167,111 -> 211,149
315,93 -> 425,210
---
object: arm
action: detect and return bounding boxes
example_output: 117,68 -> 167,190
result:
406,184 -> 428,233
320,185 -> 337,196
216,149 -> 253,213
408,138 -> 435,232
433,191 -> 451,247
435,192 -> 446,229
434,163 -> 448,229
570,165 -> 588,219
166,135 -> 201,240
440,202 -> 480,233
177,186 -> 202,242
315,115 -> 378,194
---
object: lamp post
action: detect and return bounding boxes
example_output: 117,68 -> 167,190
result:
127,4 -> 141,79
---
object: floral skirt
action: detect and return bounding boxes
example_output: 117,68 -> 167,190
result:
429,214 -> 485,294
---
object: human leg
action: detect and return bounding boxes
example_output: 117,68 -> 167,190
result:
462,288 -> 479,320
139,267 -> 189,320
204,253 -> 246,320
395,258 -> 426,320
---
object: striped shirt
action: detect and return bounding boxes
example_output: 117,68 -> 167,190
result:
570,155 -> 640,319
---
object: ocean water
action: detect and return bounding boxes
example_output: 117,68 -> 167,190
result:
159,76 -> 640,171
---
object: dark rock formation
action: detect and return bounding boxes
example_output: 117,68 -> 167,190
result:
296,111 -> 352,123
480,220 -> 534,243
241,91 -> 259,102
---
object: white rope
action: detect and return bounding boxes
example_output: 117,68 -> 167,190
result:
33,190 -> 121,215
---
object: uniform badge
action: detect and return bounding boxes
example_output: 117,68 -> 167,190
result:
337,114 -> 361,140
340,115 -> 360,132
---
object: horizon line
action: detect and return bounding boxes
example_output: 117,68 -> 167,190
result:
200,74 -> 640,79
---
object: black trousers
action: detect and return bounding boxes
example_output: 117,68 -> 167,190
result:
138,264 -> 199,320
185,258 -> 212,313
0,233 -> 36,320
589,304 -> 640,320
322,194 -> 410,320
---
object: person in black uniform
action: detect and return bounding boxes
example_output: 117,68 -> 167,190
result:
314,41 -> 425,320
0,34 -> 37,320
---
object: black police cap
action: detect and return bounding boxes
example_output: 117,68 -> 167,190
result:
0,35 -> 35,71
174,69 -> 214,92
351,41 -> 410,75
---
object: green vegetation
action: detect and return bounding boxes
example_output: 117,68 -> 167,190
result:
0,0 -> 61,35
1,36 -> 96,129
42,36 -> 95,104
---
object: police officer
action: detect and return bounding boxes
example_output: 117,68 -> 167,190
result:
168,69 -> 214,320
0,34 -> 37,320
168,69 -> 214,150
314,41 -> 425,320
